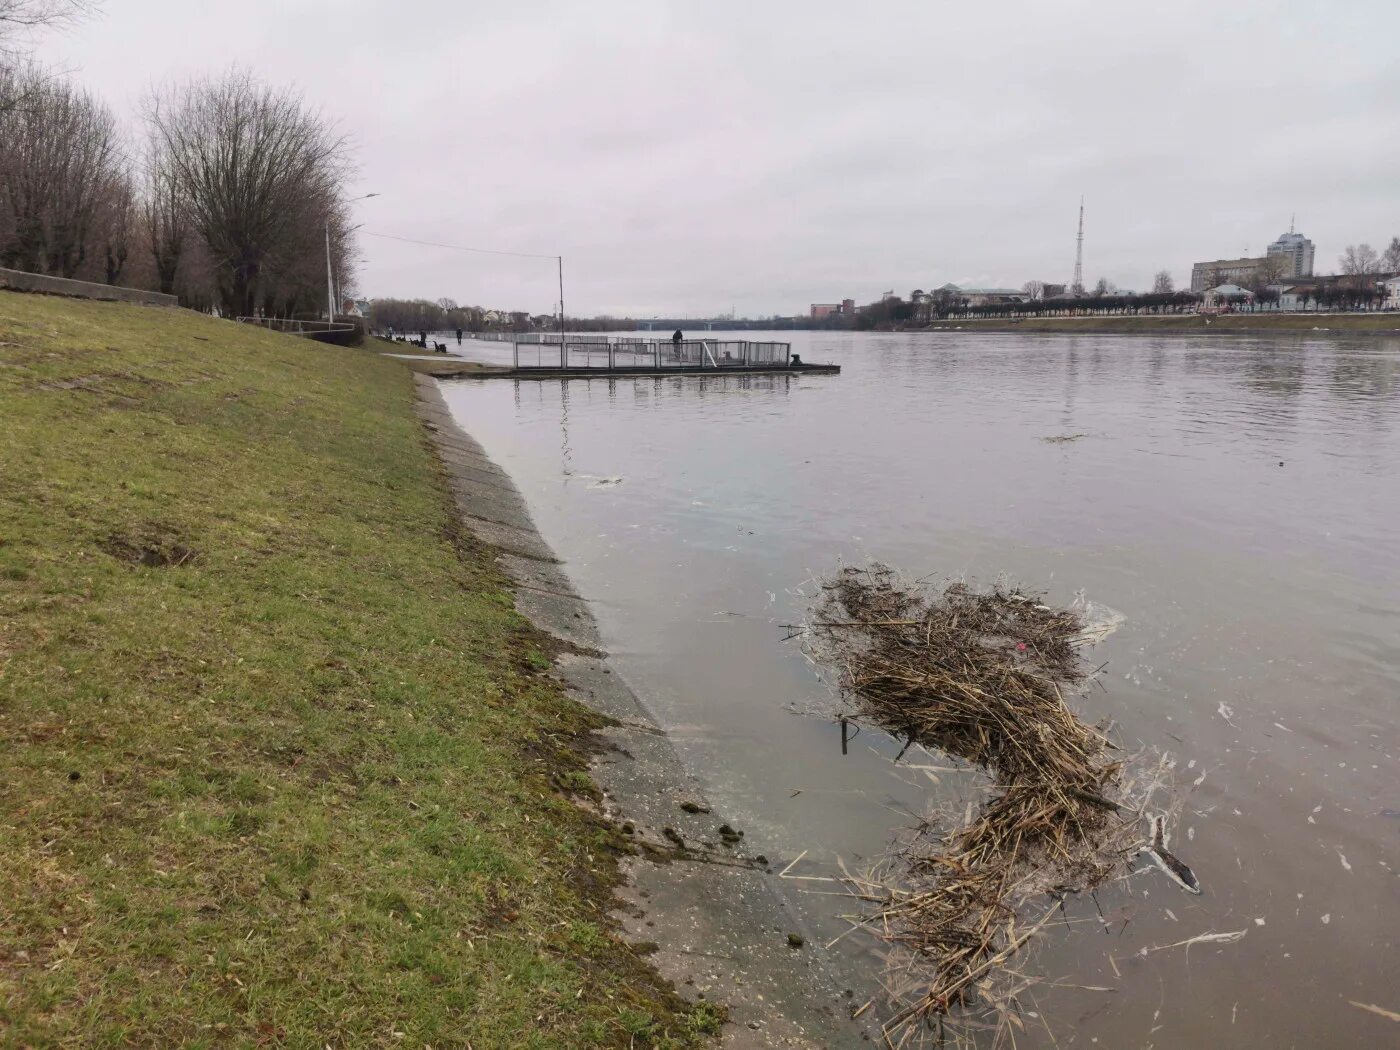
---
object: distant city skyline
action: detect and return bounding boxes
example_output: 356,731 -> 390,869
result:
41,0 -> 1400,317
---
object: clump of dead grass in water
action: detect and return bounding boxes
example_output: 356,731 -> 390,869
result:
803,566 -> 1153,1046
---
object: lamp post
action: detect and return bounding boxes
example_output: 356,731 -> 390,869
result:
328,193 -> 378,321
332,223 -> 365,315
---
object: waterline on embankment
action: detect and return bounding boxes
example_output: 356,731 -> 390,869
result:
417,374 -> 876,1047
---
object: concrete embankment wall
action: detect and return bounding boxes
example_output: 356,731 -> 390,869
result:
415,375 -> 872,1047
0,267 -> 177,307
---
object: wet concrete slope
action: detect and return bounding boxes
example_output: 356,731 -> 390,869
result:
415,375 -> 871,1048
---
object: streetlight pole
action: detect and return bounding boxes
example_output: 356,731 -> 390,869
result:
557,254 -> 565,343
325,224 -> 336,323
328,193 -> 379,322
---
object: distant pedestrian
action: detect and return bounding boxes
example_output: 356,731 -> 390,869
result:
455,328 -> 463,346
419,330 -> 427,347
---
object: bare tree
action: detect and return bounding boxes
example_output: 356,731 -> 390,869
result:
258,168 -> 352,317
1021,280 -> 1045,301
1151,270 -> 1174,294
1091,277 -> 1116,297
1242,255 -> 1286,296
1381,236 -> 1400,273
95,166 -> 133,283
145,70 -> 353,317
0,0 -> 95,32
142,128 -> 186,295
0,65 -> 120,276
1339,243 -> 1380,275
0,2 -> 98,68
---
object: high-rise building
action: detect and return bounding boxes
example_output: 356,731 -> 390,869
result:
1266,229 -> 1315,279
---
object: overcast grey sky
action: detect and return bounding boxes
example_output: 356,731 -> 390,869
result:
43,0 -> 1400,316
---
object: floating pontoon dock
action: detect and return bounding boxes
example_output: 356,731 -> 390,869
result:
452,333 -> 839,377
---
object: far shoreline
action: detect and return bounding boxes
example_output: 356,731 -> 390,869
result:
889,312 -> 1400,335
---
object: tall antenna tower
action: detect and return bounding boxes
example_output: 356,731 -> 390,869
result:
1072,196 -> 1085,294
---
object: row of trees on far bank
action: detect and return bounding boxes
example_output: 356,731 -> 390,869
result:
370,298 -> 531,334
850,290 -> 1202,327
368,297 -> 635,334
0,4 -> 357,316
935,290 -> 1204,321
841,273 -> 1398,327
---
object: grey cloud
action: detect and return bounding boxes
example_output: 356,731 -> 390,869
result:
42,0 -> 1400,315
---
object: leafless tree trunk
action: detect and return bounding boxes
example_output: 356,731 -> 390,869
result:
96,168 -> 133,284
0,64 -> 120,276
142,128 -> 187,294
259,169 -> 353,317
144,70 -> 353,317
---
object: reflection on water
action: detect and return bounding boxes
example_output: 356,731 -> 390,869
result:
441,331 -> 1400,1048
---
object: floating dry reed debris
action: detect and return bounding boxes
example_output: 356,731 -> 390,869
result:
802,565 -> 1161,1044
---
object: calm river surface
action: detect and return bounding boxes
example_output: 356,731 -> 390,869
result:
439,331 -> 1400,1048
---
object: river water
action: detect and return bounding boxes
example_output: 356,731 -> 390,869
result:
438,331 -> 1400,1048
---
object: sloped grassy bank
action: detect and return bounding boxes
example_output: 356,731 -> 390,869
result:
0,293 -> 718,1047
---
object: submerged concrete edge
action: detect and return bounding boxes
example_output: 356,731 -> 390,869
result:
413,375 -> 872,1048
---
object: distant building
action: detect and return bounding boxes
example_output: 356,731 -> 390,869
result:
1041,283 -> 1067,298
935,283 -> 1026,307
1202,283 -> 1255,308
1192,227 -> 1314,291
1267,230 -> 1315,278
811,299 -> 856,319
1270,278 -> 1325,311
1190,256 -> 1270,293
1270,275 -> 1386,311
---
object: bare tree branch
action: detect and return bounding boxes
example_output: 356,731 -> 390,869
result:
0,63 -> 121,276
144,69 -> 355,316
0,0 -> 97,31
1339,243 -> 1380,276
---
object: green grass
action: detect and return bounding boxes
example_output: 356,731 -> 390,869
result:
0,293 -> 713,1048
